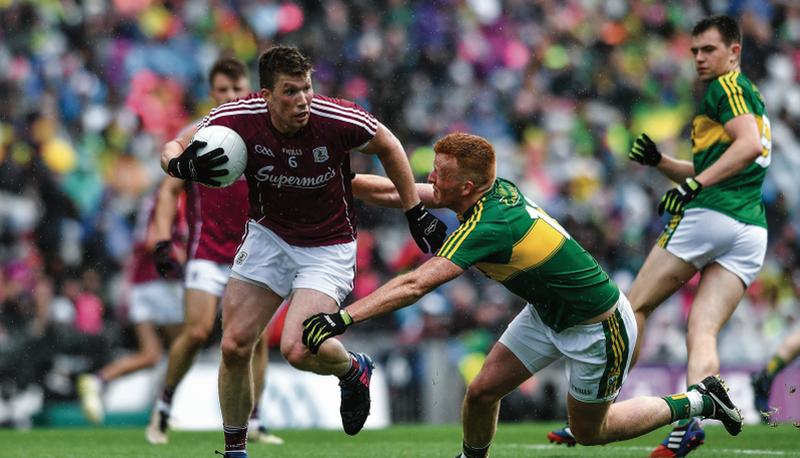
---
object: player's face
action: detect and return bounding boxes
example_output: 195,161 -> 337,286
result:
209,75 -> 250,105
261,72 -> 314,135
428,153 -> 465,211
691,28 -> 740,81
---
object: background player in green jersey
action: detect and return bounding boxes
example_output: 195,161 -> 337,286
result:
619,16 -> 770,457
300,133 -> 743,458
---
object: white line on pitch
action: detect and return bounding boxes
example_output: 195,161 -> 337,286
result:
503,444 -> 791,456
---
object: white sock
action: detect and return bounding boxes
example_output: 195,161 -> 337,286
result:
686,390 -> 705,417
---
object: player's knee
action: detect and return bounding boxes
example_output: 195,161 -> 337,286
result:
141,348 -> 163,367
220,333 -> 255,364
465,380 -> 502,407
281,343 -> 311,370
186,323 -> 214,347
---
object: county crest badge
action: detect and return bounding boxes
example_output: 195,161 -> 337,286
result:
313,146 -> 329,163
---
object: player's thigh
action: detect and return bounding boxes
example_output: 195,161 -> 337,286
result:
628,244 -> 696,315
559,295 -> 637,403
291,239 -> 357,308
688,263 -> 746,337
494,305 -> 561,393
183,288 -> 219,331
468,342 -> 534,402
220,277 -> 283,344
280,288 -> 340,352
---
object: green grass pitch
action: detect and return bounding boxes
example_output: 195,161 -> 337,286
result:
1,422 -> 798,457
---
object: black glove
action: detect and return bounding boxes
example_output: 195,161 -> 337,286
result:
405,202 -> 447,254
167,140 -> 228,187
154,240 -> 182,278
302,309 -> 353,354
629,133 -> 662,166
658,177 -> 703,216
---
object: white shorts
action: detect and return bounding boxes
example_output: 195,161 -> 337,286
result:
184,259 -> 231,297
499,293 -> 637,403
657,208 -> 767,286
229,220 -> 356,304
129,280 -> 184,325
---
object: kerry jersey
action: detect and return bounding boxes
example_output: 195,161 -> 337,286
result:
437,178 -> 619,332
199,93 -> 377,247
688,71 -> 771,227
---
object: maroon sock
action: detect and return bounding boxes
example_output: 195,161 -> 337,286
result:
339,354 -> 360,382
223,425 -> 248,451
160,385 -> 175,407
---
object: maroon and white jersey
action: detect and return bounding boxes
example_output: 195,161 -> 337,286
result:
130,192 -> 188,284
199,93 -> 377,247
185,176 -> 249,263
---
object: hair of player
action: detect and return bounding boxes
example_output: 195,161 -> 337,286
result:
433,133 -> 496,189
692,15 -> 741,45
208,57 -> 248,88
258,45 -> 313,90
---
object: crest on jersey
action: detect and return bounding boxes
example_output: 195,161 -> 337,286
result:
255,145 -> 274,157
313,147 -> 329,163
235,250 -> 248,265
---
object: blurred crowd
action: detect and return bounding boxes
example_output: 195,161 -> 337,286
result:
2,0 -> 800,423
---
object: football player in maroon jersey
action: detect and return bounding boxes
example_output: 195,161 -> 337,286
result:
148,58 -> 282,445
162,46 -> 446,457
76,192 -> 187,426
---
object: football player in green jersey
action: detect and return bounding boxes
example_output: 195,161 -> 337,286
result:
624,16 -> 770,457
301,133 -> 743,458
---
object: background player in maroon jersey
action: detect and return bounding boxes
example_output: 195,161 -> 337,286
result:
76,191 -> 187,426
161,45 -> 446,457
147,58 -> 282,445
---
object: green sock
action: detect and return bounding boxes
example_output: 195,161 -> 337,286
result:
765,355 -> 786,379
663,389 -> 709,423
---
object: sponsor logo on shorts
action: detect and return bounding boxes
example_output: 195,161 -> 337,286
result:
235,250 -> 248,265
571,384 -> 592,396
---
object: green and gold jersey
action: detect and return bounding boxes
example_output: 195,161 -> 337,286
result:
688,71 -> 771,227
436,178 -> 619,332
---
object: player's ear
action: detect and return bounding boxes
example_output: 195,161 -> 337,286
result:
260,87 -> 271,101
461,180 -> 475,196
729,42 -> 741,62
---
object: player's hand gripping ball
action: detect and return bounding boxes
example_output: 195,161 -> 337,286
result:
168,125 -> 247,188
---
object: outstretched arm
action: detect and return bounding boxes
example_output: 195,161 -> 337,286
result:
302,257 -> 464,353
352,174 -> 440,208
348,256 -> 463,322
359,124 -> 447,253
359,123 -> 420,211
